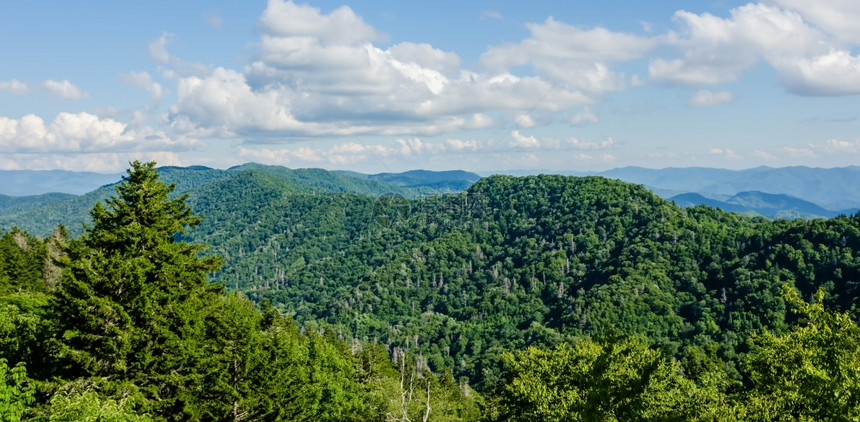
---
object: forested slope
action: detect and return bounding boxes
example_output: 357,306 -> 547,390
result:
184,174 -> 860,386
4,164 -> 860,420
0,165 -> 431,237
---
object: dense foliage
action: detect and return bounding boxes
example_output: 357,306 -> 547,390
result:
0,162 -> 477,421
183,173 -> 860,388
2,163 -> 860,419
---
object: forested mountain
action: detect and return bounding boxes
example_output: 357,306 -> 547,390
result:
0,169 -> 121,196
0,165 -> 464,237
4,163 -> 860,419
337,169 -> 481,193
670,191 -> 856,218
180,171 -> 860,385
0,193 -> 75,210
573,165 -> 860,210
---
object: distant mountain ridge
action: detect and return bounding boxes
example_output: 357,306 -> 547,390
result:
0,164 -> 481,236
583,166 -> 860,210
335,169 -> 481,193
0,169 -> 121,196
669,191 -> 858,219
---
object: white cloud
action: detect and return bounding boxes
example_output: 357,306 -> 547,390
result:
43,79 -> 89,100
204,11 -> 224,29
0,112 -> 201,154
0,152 -> 185,172
481,11 -> 503,20
480,17 -> 656,94
567,137 -> 613,150
652,2 -> 860,95
571,152 -> 615,163
750,149 -> 777,160
769,0 -> 860,44
259,0 -> 384,44
822,138 -> 860,153
0,79 -> 28,95
149,32 -> 173,64
516,115 -> 536,128
167,0 -> 601,140
445,138 -> 482,152
510,130 -> 541,149
688,90 -> 734,107
708,148 -> 742,159
782,146 -> 816,157
122,71 -> 167,101
570,108 -> 599,126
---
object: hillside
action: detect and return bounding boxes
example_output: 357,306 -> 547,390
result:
0,192 -> 76,210
0,165 -> 469,236
338,169 -> 482,193
5,166 -> 860,420
164,172 -> 860,386
0,169 -> 121,196
670,191 -> 857,218
586,165 -> 860,210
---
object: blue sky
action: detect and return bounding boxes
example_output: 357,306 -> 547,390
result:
1,0 -> 859,173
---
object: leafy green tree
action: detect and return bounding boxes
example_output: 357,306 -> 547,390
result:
741,286 -> 860,421
0,359 -> 34,422
484,337 -> 727,421
38,386 -> 151,422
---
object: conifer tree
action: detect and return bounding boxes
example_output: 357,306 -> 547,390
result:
52,161 -> 222,416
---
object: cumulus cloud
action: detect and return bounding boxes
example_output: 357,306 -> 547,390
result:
0,112 -> 201,154
708,148 -> 742,159
122,71 -> 167,101
510,130 -> 541,149
507,131 -> 614,151
750,149 -> 777,160
0,79 -> 28,95
43,79 -> 89,100
688,90 -> 734,107
204,11 -> 224,29
166,0 -> 639,141
0,152 -> 186,172
782,146 -> 816,157
480,17 -> 656,94
652,2 -> 860,95
149,32 -> 173,64
570,108 -> 599,125
770,0 -> 860,44
821,138 -> 860,153
481,11 -> 503,20
571,152 -> 615,163
567,137 -> 613,150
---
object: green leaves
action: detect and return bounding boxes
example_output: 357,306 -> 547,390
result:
485,338 -> 719,421
741,286 -> 860,420
0,359 -> 33,422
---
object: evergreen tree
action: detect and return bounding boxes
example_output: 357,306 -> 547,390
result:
51,161 -> 222,417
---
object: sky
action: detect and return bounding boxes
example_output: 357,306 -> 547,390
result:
1,0 -> 859,174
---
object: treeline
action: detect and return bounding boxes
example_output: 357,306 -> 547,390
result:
2,164 -> 860,420
189,174 -> 860,384
0,162 -> 477,421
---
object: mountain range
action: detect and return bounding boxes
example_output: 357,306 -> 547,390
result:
2,164 -> 858,235
0,165 -> 482,236
569,165 -> 860,211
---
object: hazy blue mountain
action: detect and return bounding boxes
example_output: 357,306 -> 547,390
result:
0,169 -> 121,195
0,164 -> 430,236
589,166 -> 860,210
669,193 -> 750,214
670,191 -> 859,219
235,164 -> 419,196
0,192 -> 76,210
337,169 -> 481,193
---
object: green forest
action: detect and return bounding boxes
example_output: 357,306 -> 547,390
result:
3,161 -> 860,420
